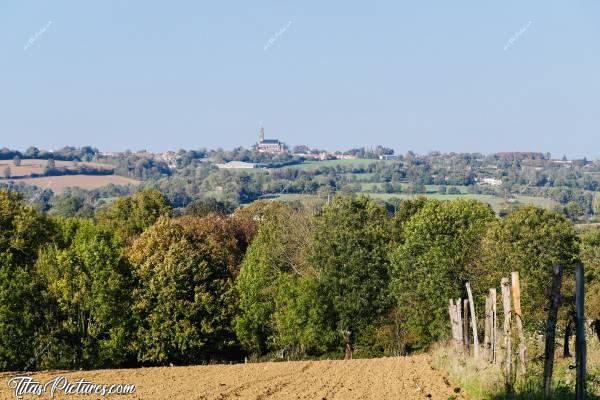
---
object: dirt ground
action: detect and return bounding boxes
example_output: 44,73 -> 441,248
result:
0,354 -> 464,400
0,159 -> 114,178
0,175 -> 139,193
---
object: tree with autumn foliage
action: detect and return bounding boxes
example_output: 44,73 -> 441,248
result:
128,213 -> 253,364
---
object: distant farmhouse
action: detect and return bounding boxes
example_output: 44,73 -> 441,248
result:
255,125 -> 286,154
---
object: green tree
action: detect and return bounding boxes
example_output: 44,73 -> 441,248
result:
389,196 -> 430,245
0,190 -> 54,371
390,199 -> 495,350
310,195 -> 391,358
580,228 -> 600,338
12,155 -> 21,166
2,167 -> 10,179
234,204 -> 315,356
50,192 -> 94,218
480,206 -> 579,330
271,274 -> 336,358
0,254 -> 42,370
447,186 -> 461,195
44,159 -> 56,174
129,214 -> 248,364
96,189 -> 172,242
184,198 -> 235,217
0,189 -> 54,265
407,182 -> 426,194
35,219 -> 133,369
555,201 -> 585,222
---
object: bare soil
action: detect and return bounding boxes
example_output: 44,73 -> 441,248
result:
0,159 -> 113,178
0,354 -> 464,400
0,175 -> 139,193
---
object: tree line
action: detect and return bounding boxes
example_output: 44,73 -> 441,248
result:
0,187 -> 598,371
3,146 -> 599,220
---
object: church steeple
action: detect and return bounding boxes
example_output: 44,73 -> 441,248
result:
258,123 -> 265,143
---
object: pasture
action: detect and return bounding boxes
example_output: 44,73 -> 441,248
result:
276,158 -> 394,171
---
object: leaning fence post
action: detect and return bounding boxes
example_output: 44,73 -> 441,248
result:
511,271 -> 526,373
575,263 -> 586,400
544,265 -> 564,399
466,282 -> 479,360
501,278 -> 513,382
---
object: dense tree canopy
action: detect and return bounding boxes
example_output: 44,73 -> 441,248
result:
390,199 -> 495,350
36,219 -> 132,369
479,206 -> 579,329
234,204 -> 318,356
580,228 -> 600,324
0,186 -> 598,371
0,190 -> 55,370
310,195 -> 392,357
96,189 -> 172,242
129,214 -> 252,364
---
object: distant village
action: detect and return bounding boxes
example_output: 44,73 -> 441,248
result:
95,126 -> 594,174
99,125 -> 398,171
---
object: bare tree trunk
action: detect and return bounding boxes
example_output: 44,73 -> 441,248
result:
575,263 -> 586,400
491,288 -> 497,364
342,330 -> 353,360
544,265 -> 564,399
501,278 -> 513,386
463,299 -> 470,355
466,282 -> 479,359
512,271 -> 526,373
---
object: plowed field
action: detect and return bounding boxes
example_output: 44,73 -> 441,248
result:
0,354 -> 464,400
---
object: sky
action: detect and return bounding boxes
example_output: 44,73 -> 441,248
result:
1,1 -> 599,158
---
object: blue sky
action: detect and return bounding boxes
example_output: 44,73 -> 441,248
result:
1,1 -> 599,158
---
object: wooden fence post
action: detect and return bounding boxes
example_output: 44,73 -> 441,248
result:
456,298 -> 464,352
575,263 -> 586,400
463,299 -> 470,355
449,299 -> 457,346
501,278 -> 513,381
491,288 -> 497,364
466,282 -> 479,360
484,295 -> 491,360
544,265 -> 564,399
511,271 -> 526,373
